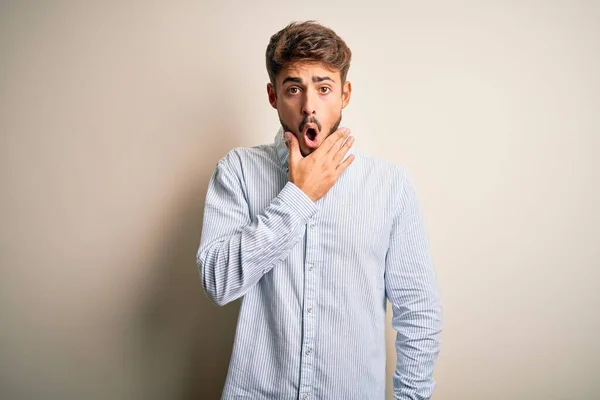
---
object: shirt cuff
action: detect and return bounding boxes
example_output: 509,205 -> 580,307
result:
278,182 -> 318,222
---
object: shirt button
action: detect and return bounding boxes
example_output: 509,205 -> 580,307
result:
302,394 -> 308,400
308,264 -> 314,271
305,347 -> 312,355
307,307 -> 312,313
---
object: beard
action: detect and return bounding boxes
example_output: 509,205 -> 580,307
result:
279,113 -> 343,140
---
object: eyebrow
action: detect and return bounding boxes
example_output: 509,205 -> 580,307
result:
282,76 -> 336,85
313,76 -> 335,83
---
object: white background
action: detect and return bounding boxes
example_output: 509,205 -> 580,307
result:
1,1 -> 598,399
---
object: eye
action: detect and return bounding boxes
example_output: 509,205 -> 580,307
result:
319,87 -> 331,94
287,87 -> 301,94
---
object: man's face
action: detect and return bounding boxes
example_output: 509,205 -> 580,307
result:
267,62 -> 352,157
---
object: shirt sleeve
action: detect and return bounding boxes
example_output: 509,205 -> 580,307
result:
385,170 -> 443,400
197,157 -> 317,306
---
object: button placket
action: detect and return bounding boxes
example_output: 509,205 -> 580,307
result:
299,216 -> 319,397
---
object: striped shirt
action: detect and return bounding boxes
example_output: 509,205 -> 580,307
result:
197,128 -> 443,400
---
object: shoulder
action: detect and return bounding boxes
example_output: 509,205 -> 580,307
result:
352,151 -> 425,218
216,143 -> 278,172
352,149 -> 410,186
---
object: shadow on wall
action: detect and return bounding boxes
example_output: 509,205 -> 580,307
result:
130,93 -> 249,400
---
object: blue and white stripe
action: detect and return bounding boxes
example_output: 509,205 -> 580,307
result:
197,128 -> 442,400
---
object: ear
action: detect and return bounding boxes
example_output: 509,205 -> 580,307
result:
341,80 -> 352,109
267,83 -> 278,109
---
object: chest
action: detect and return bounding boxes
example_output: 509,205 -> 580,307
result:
244,164 -> 395,264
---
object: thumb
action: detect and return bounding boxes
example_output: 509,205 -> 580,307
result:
285,132 -> 301,163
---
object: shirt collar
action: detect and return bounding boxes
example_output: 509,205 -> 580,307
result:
274,126 -> 289,171
273,126 -> 356,172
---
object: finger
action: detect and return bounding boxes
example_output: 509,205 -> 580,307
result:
335,153 -> 355,174
285,132 -> 302,164
317,127 -> 350,155
324,128 -> 351,157
332,135 -> 354,165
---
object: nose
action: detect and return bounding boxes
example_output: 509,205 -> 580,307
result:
301,91 -> 317,116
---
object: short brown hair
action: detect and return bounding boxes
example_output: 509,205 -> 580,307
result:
265,21 -> 352,87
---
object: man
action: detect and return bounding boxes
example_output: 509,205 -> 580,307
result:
197,21 -> 442,400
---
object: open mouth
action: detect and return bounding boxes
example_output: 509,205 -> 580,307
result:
302,123 -> 320,149
303,128 -> 319,149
